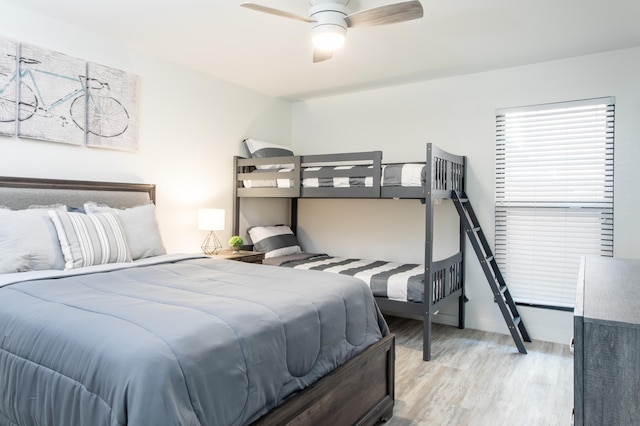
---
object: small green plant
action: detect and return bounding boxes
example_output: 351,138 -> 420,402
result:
228,236 -> 244,247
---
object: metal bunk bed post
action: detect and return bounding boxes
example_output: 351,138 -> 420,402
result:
290,198 -> 298,235
458,155 -> 467,330
233,156 -> 241,237
423,144 -> 435,361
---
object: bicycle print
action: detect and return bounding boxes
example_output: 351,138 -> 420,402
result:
0,38 -> 138,151
0,37 -> 17,137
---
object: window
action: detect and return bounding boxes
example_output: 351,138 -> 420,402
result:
495,97 -> 614,309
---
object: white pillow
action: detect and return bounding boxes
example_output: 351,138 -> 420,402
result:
84,202 -> 166,260
243,138 -> 294,170
49,210 -> 132,270
0,206 -> 67,272
247,225 -> 302,258
0,249 -> 30,274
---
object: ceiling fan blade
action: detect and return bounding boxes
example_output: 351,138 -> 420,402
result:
240,2 -> 314,23
344,0 -> 423,27
313,49 -> 333,63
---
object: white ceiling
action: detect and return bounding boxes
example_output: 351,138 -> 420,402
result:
6,0 -> 640,101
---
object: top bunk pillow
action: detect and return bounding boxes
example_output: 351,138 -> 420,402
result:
243,138 -> 294,170
247,225 -> 302,258
0,205 -> 67,273
84,202 -> 166,260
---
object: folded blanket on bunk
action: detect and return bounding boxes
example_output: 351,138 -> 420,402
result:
303,165 -> 374,188
274,254 -> 424,303
243,163 -> 425,189
242,168 -> 294,188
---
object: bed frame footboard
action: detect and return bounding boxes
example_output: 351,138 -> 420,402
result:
252,333 -> 395,426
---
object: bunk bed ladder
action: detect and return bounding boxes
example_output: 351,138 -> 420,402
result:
452,191 -> 530,354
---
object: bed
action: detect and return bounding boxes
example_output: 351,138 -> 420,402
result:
0,176 -> 395,426
233,141 -> 466,361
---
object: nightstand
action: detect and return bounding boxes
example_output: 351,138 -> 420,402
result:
209,250 -> 265,264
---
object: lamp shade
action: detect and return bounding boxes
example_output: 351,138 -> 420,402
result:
198,209 -> 225,231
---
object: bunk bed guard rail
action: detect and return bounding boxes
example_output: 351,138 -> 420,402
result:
235,151 -> 384,198
234,144 -> 465,200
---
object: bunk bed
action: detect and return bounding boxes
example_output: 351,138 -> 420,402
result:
233,142 -> 466,361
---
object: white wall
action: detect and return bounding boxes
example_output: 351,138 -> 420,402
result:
0,1 -> 292,253
291,47 -> 640,344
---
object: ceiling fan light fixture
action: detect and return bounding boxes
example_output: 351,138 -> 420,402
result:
242,0 -> 425,62
311,24 -> 346,51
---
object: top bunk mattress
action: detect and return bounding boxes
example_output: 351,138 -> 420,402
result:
243,163 -> 425,189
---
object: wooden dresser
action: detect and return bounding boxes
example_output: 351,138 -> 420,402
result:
574,256 -> 640,425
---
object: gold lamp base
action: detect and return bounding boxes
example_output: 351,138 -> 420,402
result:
201,231 -> 222,255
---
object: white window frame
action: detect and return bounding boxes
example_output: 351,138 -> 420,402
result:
495,97 -> 614,309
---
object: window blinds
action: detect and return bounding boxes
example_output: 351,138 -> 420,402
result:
495,97 -> 614,308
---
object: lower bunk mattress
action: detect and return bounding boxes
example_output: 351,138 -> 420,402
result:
0,254 -> 388,426
266,253 -> 425,303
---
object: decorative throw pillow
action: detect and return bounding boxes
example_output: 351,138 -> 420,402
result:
49,210 -> 132,270
0,206 -> 67,272
243,138 -> 294,170
84,202 -> 166,260
247,225 -> 302,258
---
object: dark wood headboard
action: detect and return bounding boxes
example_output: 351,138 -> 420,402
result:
0,176 -> 156,210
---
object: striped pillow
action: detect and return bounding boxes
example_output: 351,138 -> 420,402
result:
243,138 -> 294,170
49,210 -> 132,270
248,225 -> 302,258
84,202 -> 166,260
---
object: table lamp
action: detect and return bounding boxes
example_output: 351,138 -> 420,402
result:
198,208 -> 224,254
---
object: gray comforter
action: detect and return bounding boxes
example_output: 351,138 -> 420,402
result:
0,255 -> 387,426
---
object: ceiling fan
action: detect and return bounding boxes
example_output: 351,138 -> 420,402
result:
240,0 -> 424,62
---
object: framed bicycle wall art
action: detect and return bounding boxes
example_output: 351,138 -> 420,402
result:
0,36 -> 139,151
0,37 -> 17,137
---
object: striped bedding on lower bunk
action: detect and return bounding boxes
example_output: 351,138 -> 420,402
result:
279,254 -> 424,303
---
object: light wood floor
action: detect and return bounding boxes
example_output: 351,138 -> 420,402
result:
384,316 -> 573,426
